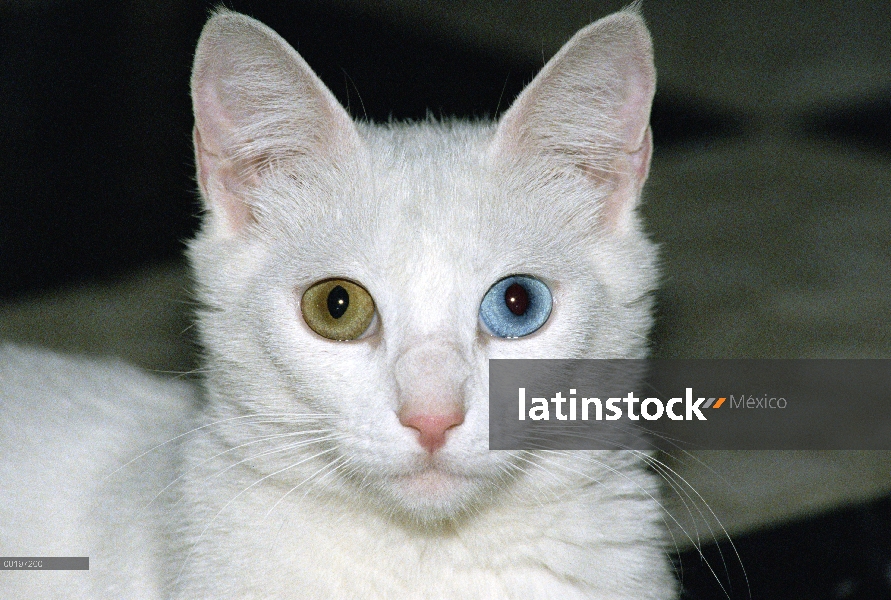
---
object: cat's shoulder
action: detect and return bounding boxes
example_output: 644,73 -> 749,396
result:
1,343 -> 197,430
0,344 -> 197,597
0,343 -> 199,464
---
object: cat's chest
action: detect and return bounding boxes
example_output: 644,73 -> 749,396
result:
175,494 -> 592,600
174,437 -> 666,599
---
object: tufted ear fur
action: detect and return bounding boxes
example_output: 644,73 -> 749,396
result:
491,7 -> 656,233
191,9 -> 360,236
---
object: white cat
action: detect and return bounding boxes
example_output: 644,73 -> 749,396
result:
0,6 -> 677,599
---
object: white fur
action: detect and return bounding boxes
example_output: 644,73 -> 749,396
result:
1,7 -> 676,599
0,345 -> 197,598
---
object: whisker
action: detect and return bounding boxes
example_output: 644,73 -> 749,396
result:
173,445 -> 340,588
264,445 -> 349,518
137,426 -> 337,516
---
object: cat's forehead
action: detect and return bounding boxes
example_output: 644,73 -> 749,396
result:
259,120 -> 603,297
356,121 -> 586,237
354,122 -> 584,268
360,121 -> 491,211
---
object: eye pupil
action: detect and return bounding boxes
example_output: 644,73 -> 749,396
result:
504,282 -> 529,316
327,285 -> 350,319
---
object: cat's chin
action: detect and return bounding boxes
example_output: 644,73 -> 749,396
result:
380,465 -> 487,521
396,466 -> 465,496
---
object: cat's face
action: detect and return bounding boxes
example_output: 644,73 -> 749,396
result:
189,9 -> 656,521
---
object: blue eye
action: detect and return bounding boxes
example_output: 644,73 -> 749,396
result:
479,275 -> 552,338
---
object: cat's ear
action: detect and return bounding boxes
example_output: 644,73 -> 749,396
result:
491,8 -> 655,233
191,9 -> 360,236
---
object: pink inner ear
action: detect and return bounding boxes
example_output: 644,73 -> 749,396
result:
194,125 -> 256,234
193,81 -> 234,157
615,50 -> 655,153
597,126 -> 653,232
192,72 -> 258,234
630,126 -> 653,186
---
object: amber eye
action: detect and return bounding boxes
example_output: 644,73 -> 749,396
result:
301,279 -> 375,340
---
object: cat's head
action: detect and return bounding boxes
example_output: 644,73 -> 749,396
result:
189,7 -> 656,523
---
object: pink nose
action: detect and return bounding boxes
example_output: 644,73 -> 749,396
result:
398,409 -> 465,453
